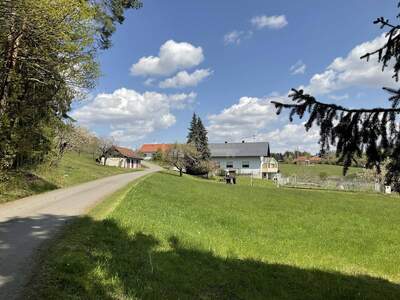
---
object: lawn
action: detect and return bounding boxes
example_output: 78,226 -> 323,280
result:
25,172 -> 400,299
279,163 -> 362,179
0,152 -> 139,203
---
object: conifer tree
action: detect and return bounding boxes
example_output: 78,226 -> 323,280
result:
196,117 -> 211,160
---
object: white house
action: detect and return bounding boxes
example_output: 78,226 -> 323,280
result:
209,142 -> 279,179
101,146 -> 143,169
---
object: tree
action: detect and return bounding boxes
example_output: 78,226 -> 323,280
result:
196,117 -> 211,160
187,113 -> 211,160
272,2 -> 400,191
0,0 -> 142,171
187,113 -> 199,146
163,143 -> 198,177
98,137 -> 115,165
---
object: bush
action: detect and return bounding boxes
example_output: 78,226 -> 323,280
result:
319,172 -> 328,181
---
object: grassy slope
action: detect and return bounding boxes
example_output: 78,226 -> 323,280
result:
26,172 -> 400,299
279,163 -> 362,178
0,152 -> 138,203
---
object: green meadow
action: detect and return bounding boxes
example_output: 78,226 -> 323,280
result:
25,172 -> 400,299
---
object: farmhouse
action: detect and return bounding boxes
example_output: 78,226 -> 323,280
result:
209,142 -> 279,179
138,144 -> 171,160
101,146 -> 143,169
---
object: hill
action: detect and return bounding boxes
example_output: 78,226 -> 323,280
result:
0,152 -> 139,203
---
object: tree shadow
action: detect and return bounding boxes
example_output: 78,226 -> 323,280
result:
25,217 -> 400,300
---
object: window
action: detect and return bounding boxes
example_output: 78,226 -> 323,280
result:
242,161 -> 250,168
226,161 -> 233,168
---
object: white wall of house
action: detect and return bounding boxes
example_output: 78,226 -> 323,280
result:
101,157 -> 141,169
212,156 -> 262,176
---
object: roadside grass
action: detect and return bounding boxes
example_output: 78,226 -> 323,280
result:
279,163 -> 362,179
25,172 -> 400,299
0,152 -> 140,203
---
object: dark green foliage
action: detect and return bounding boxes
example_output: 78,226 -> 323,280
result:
272,2 -> 400,190
186,113 -> 211,174
0,0 -> 141,172
90,0 -> 143,49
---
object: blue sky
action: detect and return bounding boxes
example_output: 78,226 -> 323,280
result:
72,0 -> 398,153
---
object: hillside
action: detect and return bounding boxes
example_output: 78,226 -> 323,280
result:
0,152 -> 139,203
279,163 -> 362,179
26,172 -> 400,299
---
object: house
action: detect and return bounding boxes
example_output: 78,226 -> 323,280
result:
101,146 -> 143,169
294,155 -> 322,165
209,142 -> 279,179
138,144 -> 171,160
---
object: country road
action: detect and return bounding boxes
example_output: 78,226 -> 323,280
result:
0,163 -> 161,300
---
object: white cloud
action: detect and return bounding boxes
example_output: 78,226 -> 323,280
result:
261,124 -> 320,153
72,88 -> 196,143
159,69 -> 212,89
207,96 -> 278,141
290,60 -> 306,75
207,95 -> 320,152
251,15 -> 288,30
303,34 -> 394,95
143,78 -> 155,86
130,40 -> 204,77
223,30 -> 253,45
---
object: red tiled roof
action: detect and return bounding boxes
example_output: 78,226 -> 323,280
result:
113,146 -> 142,159
139,144 -> 171,153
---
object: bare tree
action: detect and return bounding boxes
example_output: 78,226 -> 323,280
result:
98,137 -> 115,165
163,143 -> 198,177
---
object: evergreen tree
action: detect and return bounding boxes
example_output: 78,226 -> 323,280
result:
196,117 -> 211,160
187,113 -> 199,145
272,2 -> 400,191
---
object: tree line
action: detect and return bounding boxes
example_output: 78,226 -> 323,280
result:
0,0 -> 141,178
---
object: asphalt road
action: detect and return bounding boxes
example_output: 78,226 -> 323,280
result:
0,163 -> 161,300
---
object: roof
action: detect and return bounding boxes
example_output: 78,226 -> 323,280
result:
139,144 -> 171,153
209,142 -> 270,158
113,146 -> 142,160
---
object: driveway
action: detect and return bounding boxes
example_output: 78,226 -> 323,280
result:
0,163 -> 161,300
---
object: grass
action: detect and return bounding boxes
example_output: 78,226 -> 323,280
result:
279,163 -> 362,179
25,172 -> 400,299
0,152 -> 140,203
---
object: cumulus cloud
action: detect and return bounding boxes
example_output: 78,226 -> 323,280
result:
130,40 -> 204,77
303,34 -> 394,95
159,69 -> 212,89
207,96 -> 278,141
261,124 -> 320,153
251,15 -> 288,30
290,60 -> 306,75
206,95 -> 320,152
72,88 -> 196,143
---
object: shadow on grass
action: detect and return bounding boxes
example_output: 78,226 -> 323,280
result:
25,217 -> 400,300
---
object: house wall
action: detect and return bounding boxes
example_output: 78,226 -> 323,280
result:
212,156 -> 262,176
101,157 -> 142,169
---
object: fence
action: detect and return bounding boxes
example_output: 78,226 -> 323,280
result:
277,175 -> 382,193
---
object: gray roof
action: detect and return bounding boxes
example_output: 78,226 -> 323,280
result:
209,142 -> 270,158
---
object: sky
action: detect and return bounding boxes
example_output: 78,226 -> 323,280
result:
71,0 -> 398,153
